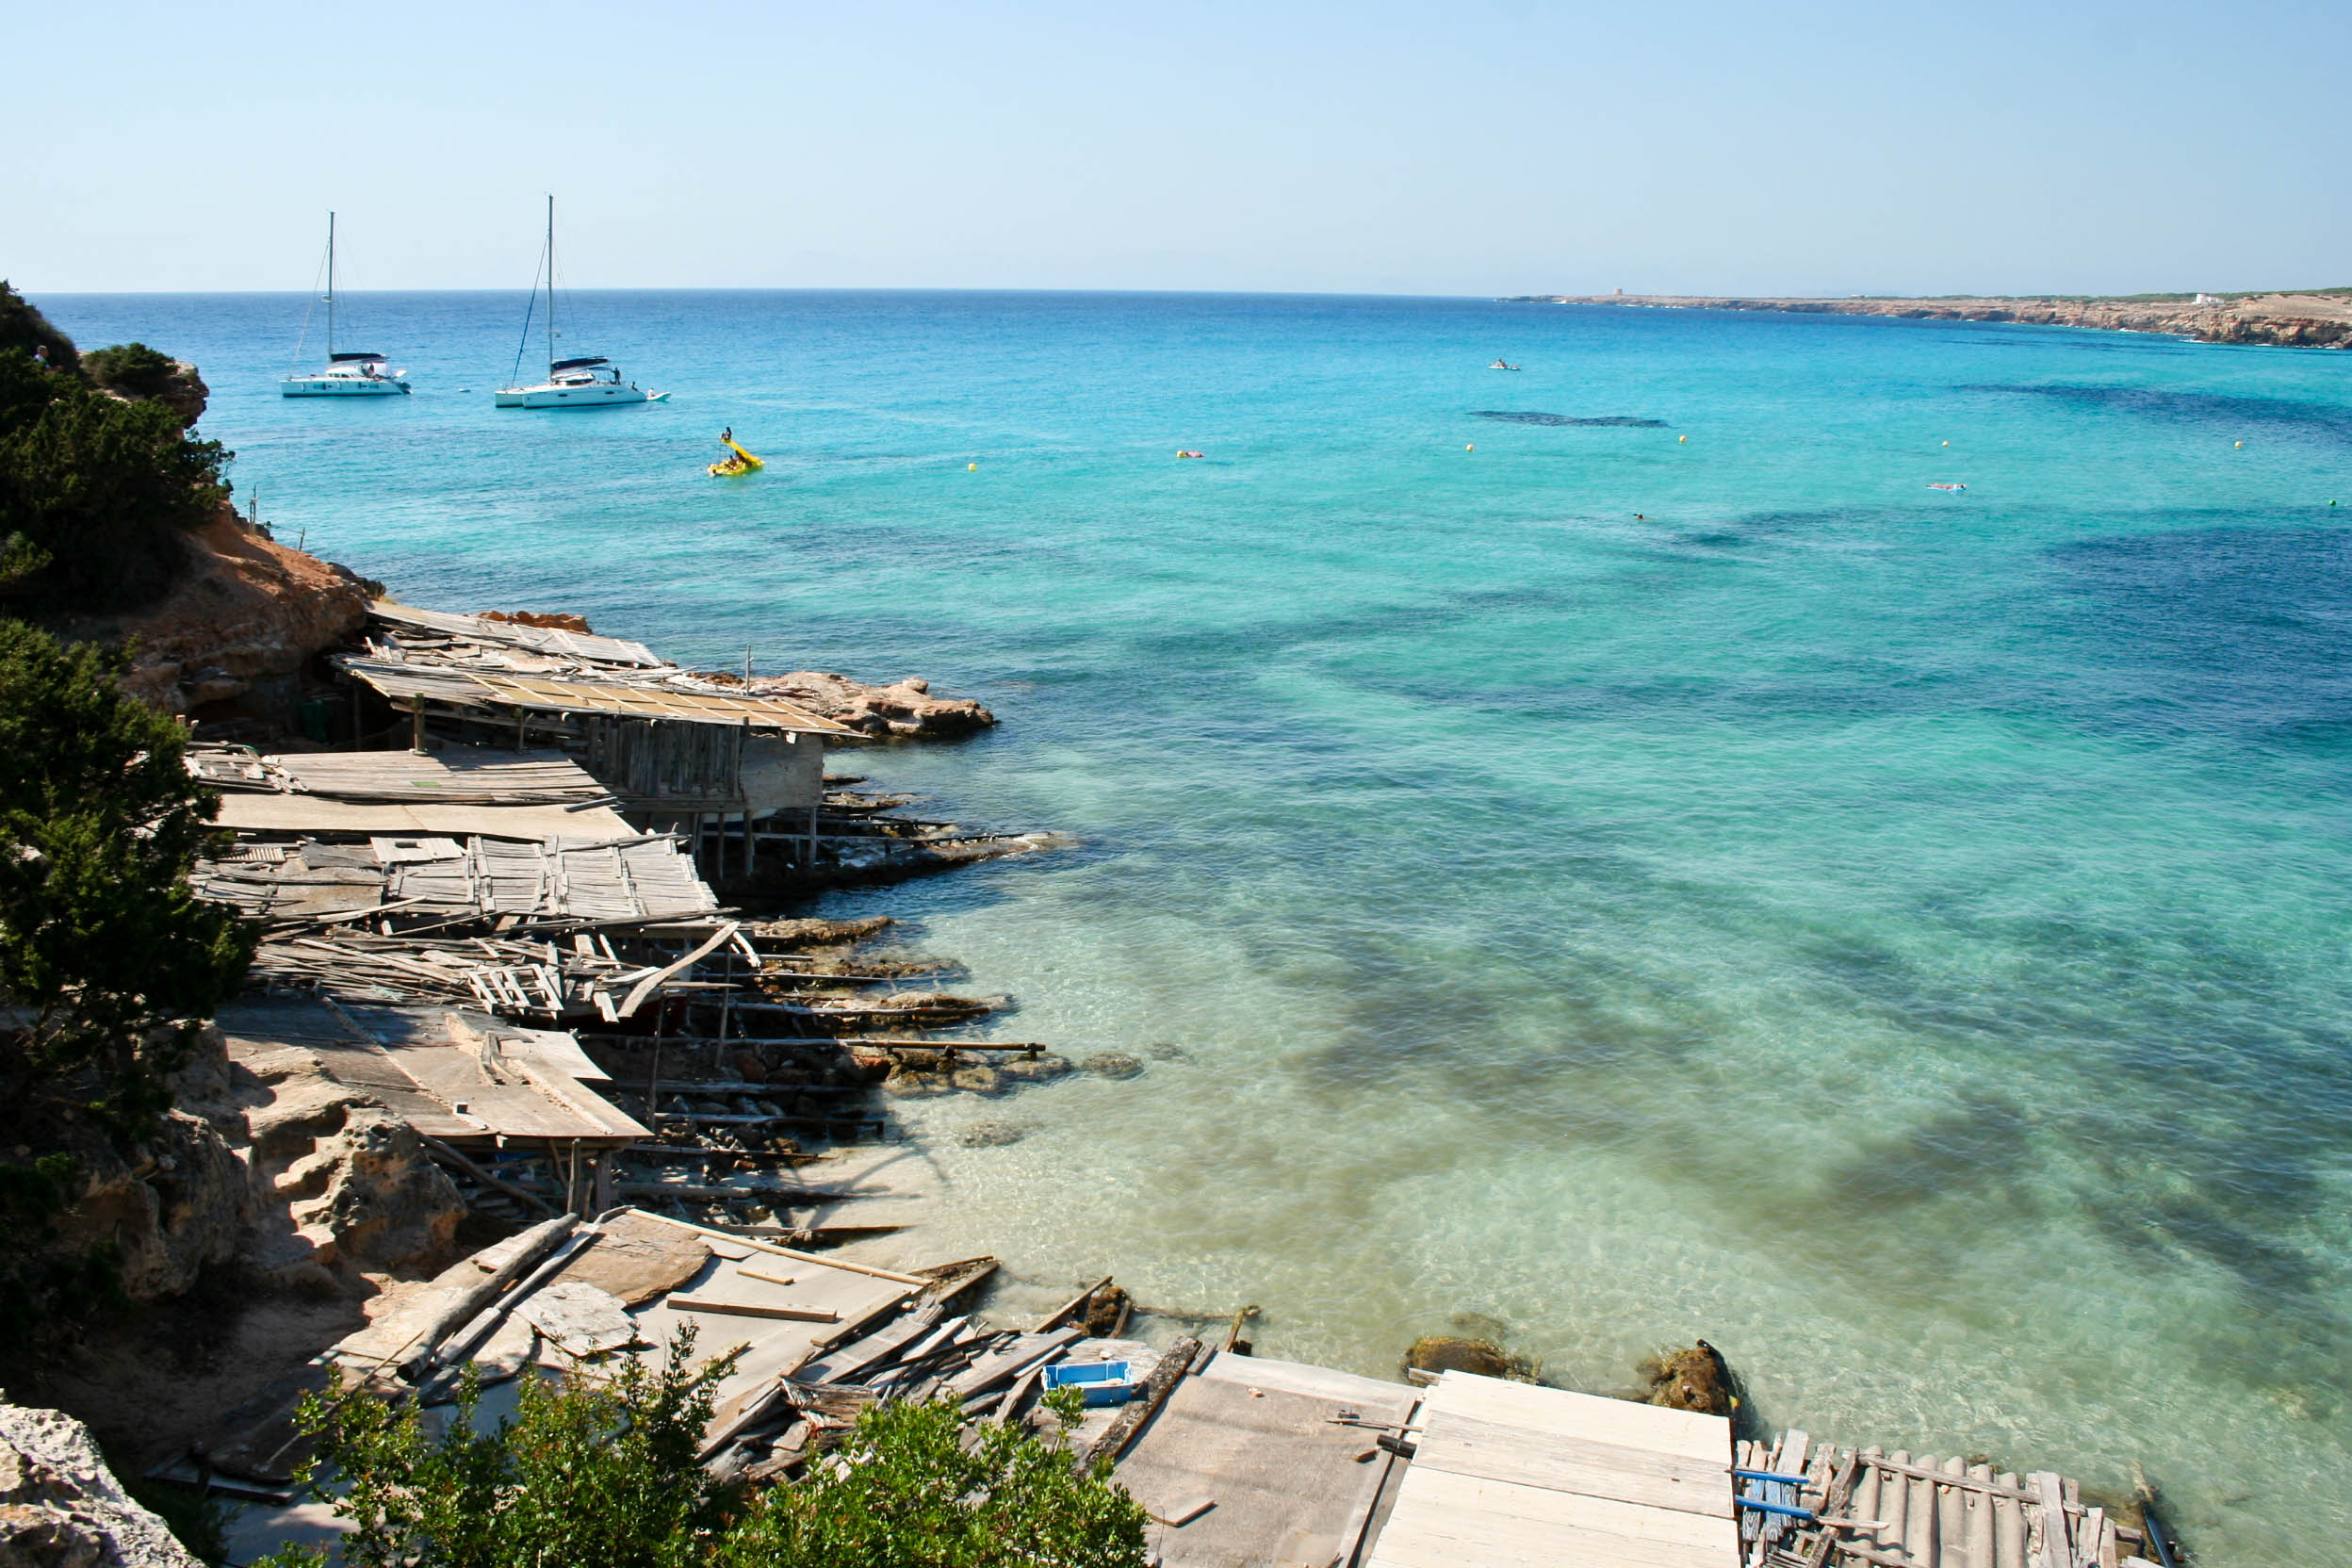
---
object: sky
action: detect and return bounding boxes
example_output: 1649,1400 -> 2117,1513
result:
8,0 -> 2349,298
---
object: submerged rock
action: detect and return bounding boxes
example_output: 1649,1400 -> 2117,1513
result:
1638,1342 -> 1737,1416
957,1119 -> 1031,1149
1078,1053 -> 1144,1080
949,1066 -> 1004,1095
996,1054 -> 1073,1086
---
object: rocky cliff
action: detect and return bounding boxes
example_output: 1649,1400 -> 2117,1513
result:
44,508 -> 373,724
0,1404 -> 200,1568
1517,290 -> 2352,349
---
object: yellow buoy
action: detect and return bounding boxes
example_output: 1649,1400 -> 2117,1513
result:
1942,440 -> 1950,447
1466,444 -> 1475,451
968,462 -> 977,471
1679,434 -> 1688,443
2235,441 -> 2244,448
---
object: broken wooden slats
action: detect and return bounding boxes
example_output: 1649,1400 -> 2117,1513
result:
1080,1336 -> 1201,1468
944,1327 -> 1084,1405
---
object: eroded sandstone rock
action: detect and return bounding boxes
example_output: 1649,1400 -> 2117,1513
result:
0,1404 -> 201,1568
51,507 -> 370,722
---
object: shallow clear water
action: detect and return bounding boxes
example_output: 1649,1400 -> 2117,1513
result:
39,289 -> 2352,1563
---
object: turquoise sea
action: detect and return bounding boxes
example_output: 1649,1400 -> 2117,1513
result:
38,288 -> 2352,1564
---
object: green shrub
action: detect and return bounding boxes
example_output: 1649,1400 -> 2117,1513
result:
0,620 -> 253,1134
261,1332 -> 743,1568
722,1390 -> 1149,1568
0,348 -> 229,611
0,282 -> 77,373
81,342 -> 181,400
256,1333 -> 1150,1568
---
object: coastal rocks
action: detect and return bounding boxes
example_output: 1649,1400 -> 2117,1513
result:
748,916 -> 895,949
56,1109 -> 251,1306
1403,1335 -> 1525,1380
1638,1342 -> 1737,1416
1078,1053 -> 1145,1080
82,347 -> 209,430
1537,291 -> 2352,351
54,507 -> 371,723
881,1051 -> 1074,1098
285,1109 -> 466,1269
997,1053 -> 1073,1086
736,669 -> 996,739
0,1403 -> 202,1568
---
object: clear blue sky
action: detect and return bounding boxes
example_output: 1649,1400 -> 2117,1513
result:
9,0 -> 2347,297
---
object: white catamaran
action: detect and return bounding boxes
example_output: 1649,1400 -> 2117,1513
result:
281,212 -> 409,397
495,197 -> 662,409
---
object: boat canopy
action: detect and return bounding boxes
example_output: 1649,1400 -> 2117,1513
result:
330,351 -> 388,363
549,356 -> 610,371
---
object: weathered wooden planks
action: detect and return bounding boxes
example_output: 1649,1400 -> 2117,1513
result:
1415,1409 -> 1735,1520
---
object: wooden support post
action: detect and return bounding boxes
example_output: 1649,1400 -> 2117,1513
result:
743,808 -> 757,876
410,694 -> 428,754
514,708 -> 528,750
590,1151 -> 614,1216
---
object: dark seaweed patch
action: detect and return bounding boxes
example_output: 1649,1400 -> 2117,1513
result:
1959,384 -> 2352,446
1472,411 -> 1670,428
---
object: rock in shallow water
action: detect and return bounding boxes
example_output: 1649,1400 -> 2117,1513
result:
957,1119 -> 1031,1148
1079,1053 -> 1144,1080
1638,1342 -> 1736,1415
1404,1335 -> 1520,1379
997,1053 -> 1073,1085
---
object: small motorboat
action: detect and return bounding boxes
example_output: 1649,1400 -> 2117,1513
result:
709,438 -> 765,477
1176,449 -> 1204,459
1927,482 -> 1967,492
1490,358 -> 1521,370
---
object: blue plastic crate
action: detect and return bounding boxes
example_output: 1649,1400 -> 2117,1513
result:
1042,1361 -> 1140,1406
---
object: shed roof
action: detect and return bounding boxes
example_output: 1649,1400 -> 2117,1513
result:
368,601 -> 668,668
211,794 -> 637,841
195,832 -> 716,924
217,999 -> 646,1143
337,657 -> 857,735
191,745 -> 614,807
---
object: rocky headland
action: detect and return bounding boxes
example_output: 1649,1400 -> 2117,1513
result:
1512,289 -> 2352,349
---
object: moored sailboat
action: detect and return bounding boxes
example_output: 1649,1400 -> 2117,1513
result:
281,213 -> 409,397
495,197 -> 663,409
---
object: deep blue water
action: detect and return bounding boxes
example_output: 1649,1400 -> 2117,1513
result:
37,288 -> 2352,1562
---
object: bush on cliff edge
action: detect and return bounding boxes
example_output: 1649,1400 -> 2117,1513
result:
0,283 -> 230,612
256,1332 -> 1150,1568
0,620 -> 253,1347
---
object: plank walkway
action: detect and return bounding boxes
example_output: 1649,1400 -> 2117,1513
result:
1746,1437 -> 2156,1568
1365,1372 -> 1736,1568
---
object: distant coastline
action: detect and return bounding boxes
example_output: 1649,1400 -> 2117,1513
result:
1508,289 -> 2352,349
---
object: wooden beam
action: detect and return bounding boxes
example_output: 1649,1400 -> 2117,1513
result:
1082,1336 -> 1201,1467
670,1295 -> 840,1322
630,1207 -> 928,1284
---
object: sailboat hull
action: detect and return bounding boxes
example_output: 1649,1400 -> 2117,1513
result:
283,376 -> 409,397
494,382 -> 652,409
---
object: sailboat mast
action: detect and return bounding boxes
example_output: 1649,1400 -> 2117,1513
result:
545,195 -> 555,373
325,211 -> 336,359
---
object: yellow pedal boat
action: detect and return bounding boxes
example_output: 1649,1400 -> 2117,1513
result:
709,438 -> 765,477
